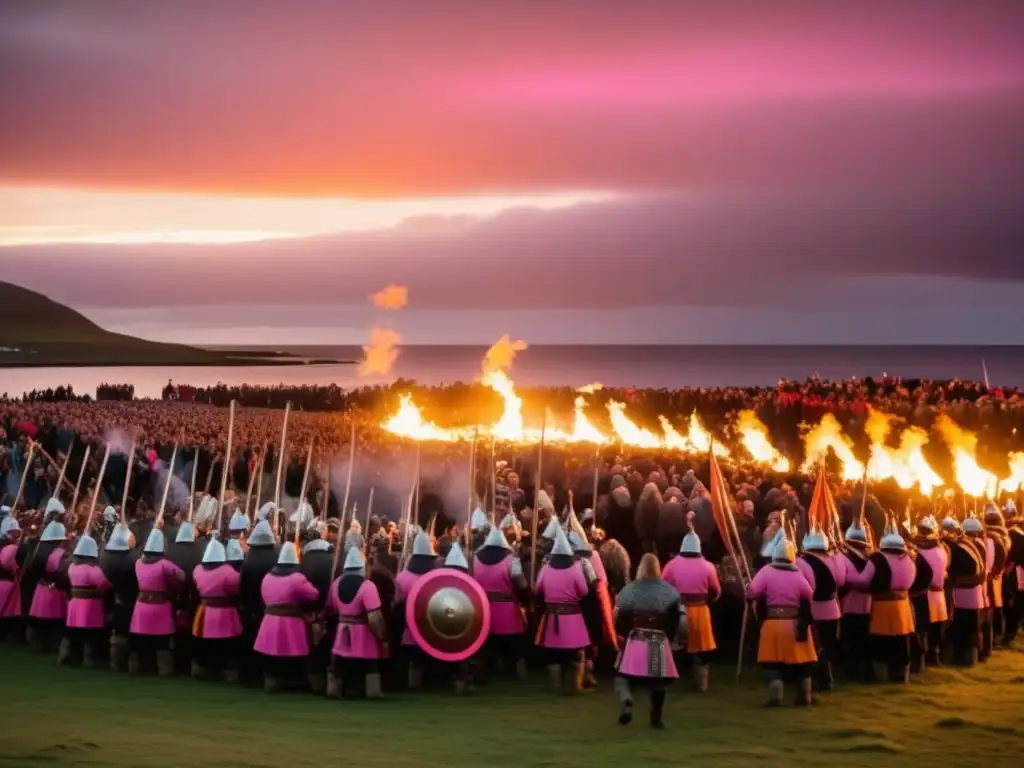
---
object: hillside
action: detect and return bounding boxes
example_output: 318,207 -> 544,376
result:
0,281 -> 302,367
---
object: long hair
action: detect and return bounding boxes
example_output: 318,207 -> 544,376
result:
636,552 -> 661,581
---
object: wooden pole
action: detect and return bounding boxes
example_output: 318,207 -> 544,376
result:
119,439 -> 137,524
592,446 -> 600,516
412,442 -> 422,533
12,442 -> 36,512
488,435 -> 497,520
68,445 -> 91,518
243,445 -> 261,523
273,402 -> 292,535
156,442 -> 180,527
51,448 -> 72,503
294,439 -> 315,546
250,440 -> 268,521
466,431 -> 478,550
529,414 -> 547,590
188,444 -> 199,522
340,420 -> 356,533
83,444 -> 112,534
26,442 -> 76,496
217,400 -> 236,533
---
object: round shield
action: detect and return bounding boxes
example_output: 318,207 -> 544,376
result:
405,568 -> 491,662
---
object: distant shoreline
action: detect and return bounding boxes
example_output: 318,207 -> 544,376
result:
0,349 -> 353,369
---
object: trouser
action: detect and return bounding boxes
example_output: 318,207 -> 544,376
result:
911,596 -> 946,667
483,633 -> 527,677
840,613 -> 869,679
192,635 -> 242,678
61,626 -> 106,667
330,655 -> 381,698
813,620 -> 839,690
945,608 -> 981,666
259,654 -> 311,692
979,608 -> 994,662
991,604 -> 1005,649
762,663 -> 813,706
542,647 -> 585,693
867,632 -> 913,682
1003,577 -> 1020,644
614,675 -> 669,726
27,617 -> 64,652
129,633 -> 174,675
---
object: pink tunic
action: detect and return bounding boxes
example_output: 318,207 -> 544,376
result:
747,565 -> 813,609
329,578 -> 386,660
662,555 -> 721,605
66,563 -> 111,629
850,552 -> 916,593
795,554 -> 846,621
840,553 -> 872,615
535,562 -> 590,649
395,569 -> 426,646
29,549 -> 68,621
952,541 -> 986,611
254,572 -> 319,657
130,558 -> 185,636
0,544 -> 21,618
915,544 -> 949,622
474,557 -> 526,636
192,565 -> 242,639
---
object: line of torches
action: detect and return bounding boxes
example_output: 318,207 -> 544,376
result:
381,370 -> 1024,500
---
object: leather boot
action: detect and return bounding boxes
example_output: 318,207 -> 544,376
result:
614,677 -> 633,725
515,657 -> 528,680
547,664 -> 563,692
568,662 -> 585,694
766,680 -> 784,707
795,677 -> 814,707
308,670 -> 326,695
816,661 -> 833,692
190,660 -> 205,679
109,635 -> 128,672
57,637 -> 72,666
365,672 -> 384,699
26,625 -> 42,652
128,652 -> 141,675
263,674 -> 280,694
408,662 -> 423,690
650,689 -> 666,729
326,671 -> 342,699
693,663 -> 709,693
872,662 -> 889,683
582,660 -> 598,692
223,663 -> 240,684
156,649 -> 175,677
82,641 -> 99,669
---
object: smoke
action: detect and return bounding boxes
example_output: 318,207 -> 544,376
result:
576,382 -> 603,394
358,328 -> 402,376
482,335 -> 528,376
369,283 -> 408,309
104,427 -> 135,456
153,459 -> 190,513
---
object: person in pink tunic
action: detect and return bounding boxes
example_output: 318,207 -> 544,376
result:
746,526 -> 817,707
612,554 -> 682,729
982,506 -> 1011,657
473,524 -> 530,680
394,529 -> 440,689
847,522 -> 917,683
534,530 -> 595,693
909,515 -> 949,670
838,520 -> 873,679
61,534 -> 111,667
27,509 -> 70,652
130,528 -> 185,676
962,517 -> 993,663
327,546 -> 389,699
0,514 -> 25,641
795,527 -> 845,692
568,510 -> 615,692
941,517 -> 986,666
192,537 -> 243,682
254,542 -> 320,693
661,519 -> 721,693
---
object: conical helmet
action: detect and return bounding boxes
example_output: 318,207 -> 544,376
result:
541,516 -> 561,540
45,497 -> 66,516
470,507 -> 489,532
879,517 -> 906,552
962,516 -> 984,535
483,525 -> 510,550
73,534 -> 99,559
202,538 -> 227,564
225,539 -> 244,562
105,522 -> 132,552
40,520 -> 67,542
277,542 -> 300,566
550,529 -> 574,557
681,510 -> 701,555
143,528 -> 165,554
256,501 -> 276,522
412,531 -> 436,556
444,541 -> 469,570
228,510 -> 250,533
771,515 -> 796,565
247,520 -> 275,547
343,546 -> 366,572
175,521 -> 196,543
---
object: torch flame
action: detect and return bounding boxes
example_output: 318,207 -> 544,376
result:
800,413 -> 865,482
934,414 -> 997,498
863,408 -> 943,495
381,394 -> 472,442
736,410 -> 789,471
1001,452 -> 1024,494
606,401 -> 662,449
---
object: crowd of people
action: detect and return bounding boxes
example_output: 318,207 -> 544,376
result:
0,375 -> 1022,724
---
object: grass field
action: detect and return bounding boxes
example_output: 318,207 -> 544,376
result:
1,645 -> 1023,768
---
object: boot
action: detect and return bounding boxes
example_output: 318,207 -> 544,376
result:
365,672 -> 383,700
816,661 -> 833,692
109,636 -> 127,672
156,649 -> 175,677
515,657 -> 528,680
581,660 -> 598,692
408,662 -> 423,690
567,662 -> 585,695
263,674 -> 280,694
57,637 -> 72,666
190,660 -> 205,679
128,652 -> 141,675
82,641 -> 99,669
957,647 -> 979,668
925,647 -> 941,667
766,679 -> 784,707
26,625 -> 42,652
326,671 -> 342,699
308,670 -> 326,695
795,677 -> 814,707
872,662 -> 889,683
650,689 -> 666,729
547,664 -> 563,693
939,644 -> 955,666
223,663 -> 240,684
614,677 -> 633,724
896,664 -> 911,684
910,651 -> 924,674
693,663 -> 709,693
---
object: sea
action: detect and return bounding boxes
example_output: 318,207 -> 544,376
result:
2,345 -> 1023,400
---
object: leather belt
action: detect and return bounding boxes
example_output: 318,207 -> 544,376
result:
487,592 -> 515,603
766,605 -> 800,619
339,615 -> 367,625
679,593 -> 708,606
265,603 -> 304,618
137,590 -> 169,604
546,603 -> 582,615
70,588 -> 101,600
200,596 -> 237,609
874,590 -> 909,602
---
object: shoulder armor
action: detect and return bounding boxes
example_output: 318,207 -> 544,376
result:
509,556 -> 524,580
581,557 -> 598,586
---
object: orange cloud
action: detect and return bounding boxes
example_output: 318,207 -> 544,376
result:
369,283 -> 409,310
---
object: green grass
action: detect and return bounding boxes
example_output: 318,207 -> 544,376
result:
1,645 -> 1023,768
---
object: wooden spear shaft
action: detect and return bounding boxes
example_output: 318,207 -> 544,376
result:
12,442 -> 36,511
156,442 -> 180,527
273,402 -> 292,536
68,445 -> 91,518
529,415 -> 547,590
466,430 -> 477,550
120,439 -> 137,524
188,444 -> 199,522
251,440 -> 268,521
52,447 -> 72,503
83,444 -> 112,534
216,400 -> 236,532
294,439 -> 315,546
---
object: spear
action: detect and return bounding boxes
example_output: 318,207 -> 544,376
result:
294,439 -> 315,546
529,414 -> 547,590
26,442 -> 76,496
362,487 -> 375,554
592,446 -> 600,519
188,443 -> 200,522
243,444 -> 261,523
340,419 -> 356,528
83,444 -> 112,535
216,400 -> 236,532
119,438 -> 137,524
12,442 -> 36,511
466,429 -> 478,550
156,442 -> 180,528
273,402 -> 292,536
68,445 -> 91,518
51,447 -> 72,503
489,434 -> 497,520
251,440 -> 269,521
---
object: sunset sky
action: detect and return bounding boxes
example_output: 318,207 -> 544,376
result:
1,1 -> 1022,344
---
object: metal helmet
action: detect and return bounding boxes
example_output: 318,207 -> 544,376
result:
73,534 -> 99,559
143,528 -> 165,554
202,538 -> 227,565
